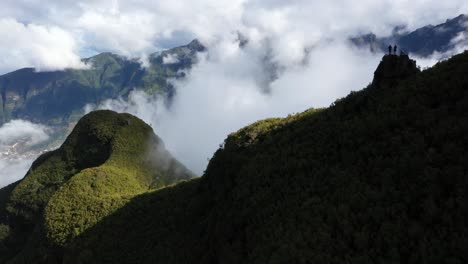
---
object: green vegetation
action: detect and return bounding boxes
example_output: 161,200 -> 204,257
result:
2,51 -> 468,263
0,110 -> 193,262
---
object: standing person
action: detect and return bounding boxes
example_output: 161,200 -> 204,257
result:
388,45 -> 392,54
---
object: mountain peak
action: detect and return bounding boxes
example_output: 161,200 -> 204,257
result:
451,13 -> 467,22
372,53 -> 419,89
187,39 -> 206,52
0,110 -> 193,259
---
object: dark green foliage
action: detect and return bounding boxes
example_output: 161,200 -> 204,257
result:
201,52 -> 468,263
3,51 -> 468,263
65,179 -> 211,264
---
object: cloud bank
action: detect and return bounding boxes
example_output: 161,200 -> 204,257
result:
0,1 -> 467,73
0,120 -> 51,187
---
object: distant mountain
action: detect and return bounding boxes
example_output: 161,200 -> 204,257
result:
0,110 -> 193,262
2,49 -> 468,262
0,39 -> 205,127
1,13 -> 466,128
1,14 -> 466,128
351,14 -> 468,56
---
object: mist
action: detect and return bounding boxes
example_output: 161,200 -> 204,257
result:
87,38 -> 379,174
0,120 -> 51,187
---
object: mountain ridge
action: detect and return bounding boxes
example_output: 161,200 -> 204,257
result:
2,49 -> 468,262
58,50 -> 468,263
351,14 -> 468,56
0,39 -> 205,127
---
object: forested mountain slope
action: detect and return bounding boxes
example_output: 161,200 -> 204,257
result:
0,110 -> 193,263
2,51 -> 468,263
69,52 -> 468,263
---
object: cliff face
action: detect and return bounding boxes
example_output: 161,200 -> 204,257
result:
372,54 -> 420,89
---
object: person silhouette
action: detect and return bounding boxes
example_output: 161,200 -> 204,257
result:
388,45 -> 392,54
394,45 -> 397,54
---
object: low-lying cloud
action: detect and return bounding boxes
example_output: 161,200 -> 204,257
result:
0,18 -> 86,74
86,27 -> 468,175
87,38 -> 382,174
0,159 -> 34,188
0,119 -> 50,146
0,120 -> 51,187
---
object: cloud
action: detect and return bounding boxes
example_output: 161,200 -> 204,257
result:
0,1 -> 467,72
87,37 -> 382,174
85,13 -> 468,175
0,119 -> 50,146
0,18 -> 86,73
2,0 -> 468,180
76,8 -> 158,57
0,159 -> 34,189
162,53 -> 180,64
0,120 -> 51,187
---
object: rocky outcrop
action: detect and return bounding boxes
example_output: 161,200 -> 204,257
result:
372,54 -> 419,89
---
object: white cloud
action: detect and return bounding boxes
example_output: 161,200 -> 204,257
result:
88,38 -> 382,174
76,9 -> 157,57
0,120 -> 49,146
162,54 -> 180,64
0,158 -> 34,188
0,120 -> 51,187
2,0 -> 468,180
0,18 -> 86,73
0,0 -> 466,73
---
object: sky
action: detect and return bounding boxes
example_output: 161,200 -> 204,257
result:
0,0 -> 467,73
1,0 -> 468,186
